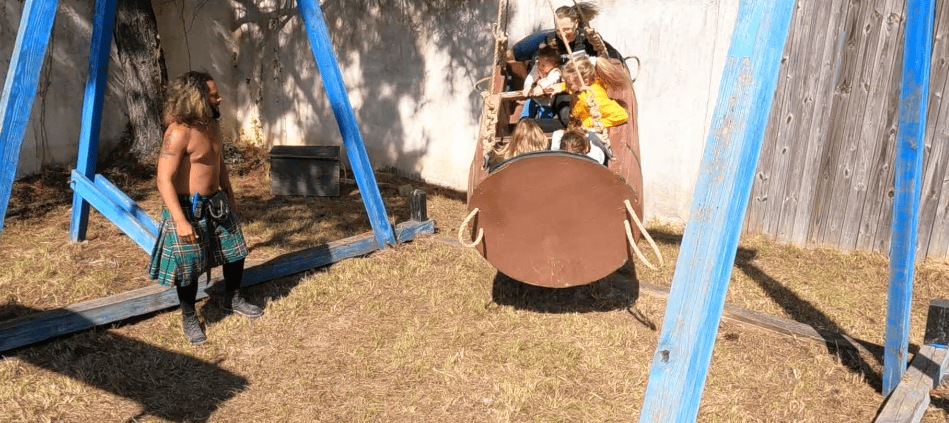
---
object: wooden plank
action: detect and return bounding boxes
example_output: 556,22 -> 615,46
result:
638,1 -> 795,421
743,0 -> 804,236
636,280 -> 881,358
0,0 -> 59,240
819,0 -> 896,249
808,0 -> 873,246
762,0 -> 842,243
918,0 -> 949,259
853,0 -> 905,254
787,0 -> 850,246
69,0 -> 117,242
845,0 -> 907,252
295,0 -> 396,249
0,219 -> 435,352
92,174 -> 159,235
70,171 -> 156,252
875,345 -> 949,423
883,0 -> 935,396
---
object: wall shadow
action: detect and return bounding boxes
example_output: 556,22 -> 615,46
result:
648,228 -> 887,391
0,302 -> 247,423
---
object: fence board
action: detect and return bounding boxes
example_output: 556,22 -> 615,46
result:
745,0 -> 949,260
809,0 -> 872,246
844,0 -> 906,251
919,0 -> 949,259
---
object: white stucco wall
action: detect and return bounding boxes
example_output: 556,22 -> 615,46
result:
0,0 -> 127,179
2,0 -> 741,225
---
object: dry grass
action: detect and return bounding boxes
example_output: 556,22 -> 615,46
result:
2,144 -> 949,421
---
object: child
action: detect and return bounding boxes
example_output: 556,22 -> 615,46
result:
561,55 -> 629,129
519,46 -> 563,120
561,55 -> 630,161
490,119 -> 550,166
553,127 -> 606,165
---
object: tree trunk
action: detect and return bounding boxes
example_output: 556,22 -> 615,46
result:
113,0 -> 167,163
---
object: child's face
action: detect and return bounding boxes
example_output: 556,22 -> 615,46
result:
537,59 -> 557,77
564,72 -> 583,92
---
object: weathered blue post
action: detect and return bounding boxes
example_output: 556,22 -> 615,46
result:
638,0 -> 795,421
296,0 -> 396,249
0,0 -> 60,240
70,0 -> 118,243
882,0 -> 935,397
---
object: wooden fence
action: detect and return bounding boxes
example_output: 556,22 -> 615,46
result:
744,0 -> 949,260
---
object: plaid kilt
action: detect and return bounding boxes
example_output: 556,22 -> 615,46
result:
146,194 -> 248,287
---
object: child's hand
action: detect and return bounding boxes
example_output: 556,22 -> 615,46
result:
522,86 -> 531,97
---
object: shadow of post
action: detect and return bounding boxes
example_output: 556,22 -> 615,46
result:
649,228 -> 886,390
1,302 -> 247,423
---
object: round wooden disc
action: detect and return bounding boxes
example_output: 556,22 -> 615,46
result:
467,151 -> 638,288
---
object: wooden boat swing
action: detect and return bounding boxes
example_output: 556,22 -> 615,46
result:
459,6 -> 662,288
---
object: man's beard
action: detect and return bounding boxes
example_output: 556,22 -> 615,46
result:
212,106 -> 221,120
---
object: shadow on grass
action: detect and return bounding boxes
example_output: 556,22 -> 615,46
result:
0,303 -> 247,423
490,263 -> 652,319
648,228 -> 887,392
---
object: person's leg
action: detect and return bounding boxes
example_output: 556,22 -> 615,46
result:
176,281 -> 206,345
222,258 -> 263,318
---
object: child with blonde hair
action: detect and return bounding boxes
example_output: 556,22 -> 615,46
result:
562,55 -> 629,129
491,119 -> 550,166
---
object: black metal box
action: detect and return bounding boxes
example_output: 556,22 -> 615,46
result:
268,145 -> 340,197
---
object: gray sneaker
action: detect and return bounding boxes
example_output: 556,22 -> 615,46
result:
224,293 -> 263,319
181,312 -> 207,345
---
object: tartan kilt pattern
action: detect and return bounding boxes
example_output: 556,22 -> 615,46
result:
146,196 -> 248,287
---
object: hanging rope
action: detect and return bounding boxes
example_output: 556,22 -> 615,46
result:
458,208 -> 484,248
478,0 -> 510,167
623,199 -> 664,270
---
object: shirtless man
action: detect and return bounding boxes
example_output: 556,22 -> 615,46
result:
147,71 -> 261,345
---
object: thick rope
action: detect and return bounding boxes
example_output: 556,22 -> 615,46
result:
623,199 -> 664,270
478,0 -> 510,166
584,27 -> 610,60
458,208 -> 484,248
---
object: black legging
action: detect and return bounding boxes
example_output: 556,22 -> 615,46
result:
176,258 -> 246,312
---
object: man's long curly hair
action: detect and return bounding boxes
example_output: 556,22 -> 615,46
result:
163,71 -> 215,128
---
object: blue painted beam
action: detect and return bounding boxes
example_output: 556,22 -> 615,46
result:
92,175 -> 159,235
639,1 -> 795,421
70,0 -> 118,243
0,219 -> 434,352
70,171 -> 157,252
882,0 -> 935,397
296,0 -> 396,249
0,0 -> 60,241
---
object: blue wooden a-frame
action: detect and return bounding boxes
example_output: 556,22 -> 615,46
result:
0,0 -> 395,249
638,0 -> 935,421
0,0 -> 432,351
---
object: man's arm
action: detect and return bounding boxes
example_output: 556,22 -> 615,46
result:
156,125 -> 196,243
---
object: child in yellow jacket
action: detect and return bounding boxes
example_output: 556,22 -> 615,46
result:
561,55 -> 629,129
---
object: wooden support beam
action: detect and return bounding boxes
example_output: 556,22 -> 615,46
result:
69,171 -> 157,253
0,219 -> 434,353
70,0 -> 118,243
638,1 -> 795,421
0,0 -> 60,240
883,0 -> 936,396
875,345 -> 949,423
296,0 -> 396,249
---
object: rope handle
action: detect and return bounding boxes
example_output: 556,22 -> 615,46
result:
458,208 -> 485,248
623,199 -> 664,270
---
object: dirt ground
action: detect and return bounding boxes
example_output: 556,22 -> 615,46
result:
2,143 -> 949,422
